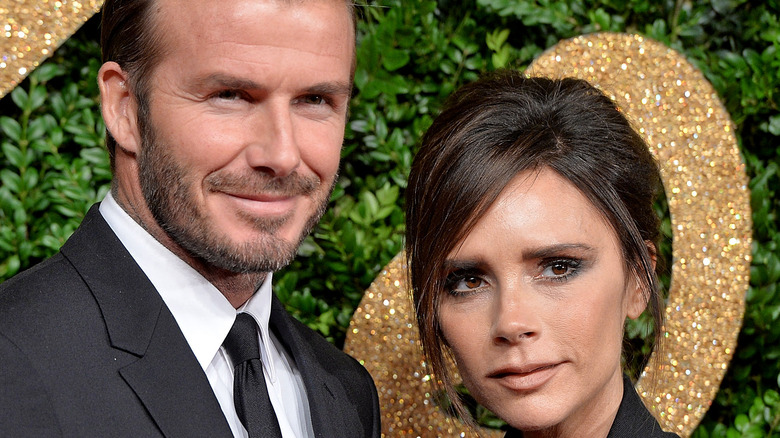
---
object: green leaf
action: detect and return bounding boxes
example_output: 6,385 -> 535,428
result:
768,114 -> 780,136
10,87 -> 29,111
29,86 -> 47,111
2,255 -> 20,278
80,147 -> 109,165
382,49 -> 410,71
2,143 -> 24,168
764,389 -> 780,407
21,168 -> 38,192
591,8 -> 611,30
0,117 -> 22,142
0,169 -> 22,193
734,414 -> 749,432
50,93 -> 67,119
358,190 -> 380,219
376,183 -> 399,206
27,117 -> 48,140
13,206 -> 27,226
485,28 -> 510,52
31,63 -> 63,83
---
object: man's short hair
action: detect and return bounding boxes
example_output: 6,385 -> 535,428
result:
100,0 -> 163,167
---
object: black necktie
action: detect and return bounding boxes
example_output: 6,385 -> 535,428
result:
223,313 -> 283,438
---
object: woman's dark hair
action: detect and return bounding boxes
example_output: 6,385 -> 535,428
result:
405,70 -> 663,425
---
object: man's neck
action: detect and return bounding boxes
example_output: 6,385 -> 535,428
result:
111,185 -> 266,308
190,264 -> 266,309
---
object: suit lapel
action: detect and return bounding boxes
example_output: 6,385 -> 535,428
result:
268,296 -> 357,437
118,309 -> 232,437
60,205 -> 232,437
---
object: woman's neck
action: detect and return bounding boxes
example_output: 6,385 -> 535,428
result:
516,371 -> 625,438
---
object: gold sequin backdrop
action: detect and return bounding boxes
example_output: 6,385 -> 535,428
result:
1,4 -> 752,438
1,1 -> 102,98
344,33 -> 752,438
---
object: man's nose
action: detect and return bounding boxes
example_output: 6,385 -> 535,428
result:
244,104 -> 302,178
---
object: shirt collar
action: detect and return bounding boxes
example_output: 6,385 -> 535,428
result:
98,192 -> 275,379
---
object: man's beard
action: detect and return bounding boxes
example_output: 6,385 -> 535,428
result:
136,112 -> 334,274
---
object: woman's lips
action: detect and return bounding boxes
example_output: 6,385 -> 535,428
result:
488,362 -> 562,391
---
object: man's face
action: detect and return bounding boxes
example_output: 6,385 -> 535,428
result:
135,0 -> 354,273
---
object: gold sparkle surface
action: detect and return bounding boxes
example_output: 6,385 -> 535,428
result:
0,0 -> 102,99
346,33 -> 751,438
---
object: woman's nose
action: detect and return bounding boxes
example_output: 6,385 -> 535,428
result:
490,284 -> 541,345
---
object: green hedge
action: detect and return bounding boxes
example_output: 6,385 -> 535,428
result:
1,1 -> 778,436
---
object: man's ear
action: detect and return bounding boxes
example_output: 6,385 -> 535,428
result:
98,62 -> 141,154
626,240 -> 657,320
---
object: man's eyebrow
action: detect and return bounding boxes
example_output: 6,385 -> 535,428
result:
193,74 -> 352,97
303,81 -> 353,97
194,74 -> 262,90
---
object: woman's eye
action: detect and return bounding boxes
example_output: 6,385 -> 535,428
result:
549,262 -> 569,276
445,271 -> 487,295
460,276 -> 484,289
540,259 -> 580,280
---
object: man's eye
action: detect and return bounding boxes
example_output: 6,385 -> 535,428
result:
302,95 -> 325,105
214,90 -> 243,101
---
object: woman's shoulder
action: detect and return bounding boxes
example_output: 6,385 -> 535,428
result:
502,375 -> 681,438
607,374 -> 681,438
504,376 -> 679,438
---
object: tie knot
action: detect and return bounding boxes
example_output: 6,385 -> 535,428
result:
223,313 -> 261,365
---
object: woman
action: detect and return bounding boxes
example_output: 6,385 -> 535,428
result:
405,71 -> 680,437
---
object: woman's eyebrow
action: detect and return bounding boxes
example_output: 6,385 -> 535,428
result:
442,259 -> 482,271
522,243 -> 596,260
443,243 -> 596,269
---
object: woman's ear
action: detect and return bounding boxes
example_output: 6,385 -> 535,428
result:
626,240 -> 657,320
98,61 -> 141,154
645,240 -> 658,270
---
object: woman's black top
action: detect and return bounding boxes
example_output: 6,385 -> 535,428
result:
503,374 -> 681,438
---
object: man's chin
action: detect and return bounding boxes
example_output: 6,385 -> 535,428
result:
194,245 -> 297,274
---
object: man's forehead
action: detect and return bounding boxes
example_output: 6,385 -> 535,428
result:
150,0 -> 354,47
153,0 -> 351,23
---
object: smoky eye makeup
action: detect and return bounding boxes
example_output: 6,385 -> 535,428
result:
536,257 -> 584,282
443,264 -> 488,296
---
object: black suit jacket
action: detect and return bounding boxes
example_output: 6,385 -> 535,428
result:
0,205 -> 381,437
504,375 -> 680,438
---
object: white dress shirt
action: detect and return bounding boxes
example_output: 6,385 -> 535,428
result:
99,193 -> 314,438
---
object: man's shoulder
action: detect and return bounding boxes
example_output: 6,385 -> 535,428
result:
0,249 -> 101,344
0,251 -> 79,311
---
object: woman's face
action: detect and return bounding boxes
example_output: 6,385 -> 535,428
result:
439,168 -> 647,436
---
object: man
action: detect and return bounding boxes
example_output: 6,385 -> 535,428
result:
0,0 -> 380,436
